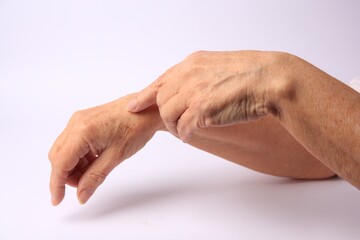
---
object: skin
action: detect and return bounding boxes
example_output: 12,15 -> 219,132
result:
48,97 -> 162,205
276,54 -> 360,188
129,50 -> 360,187
48,94 -> 334,205
49,50 -> 358,205
187,115 -> 335,179
127,51 -> 285,140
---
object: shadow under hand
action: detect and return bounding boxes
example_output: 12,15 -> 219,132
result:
65,181 -> 194,221
65,169 -> 360,235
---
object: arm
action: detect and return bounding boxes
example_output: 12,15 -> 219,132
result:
188,115 -> 335,179
272,54 -> 360,187
128,50 -> 357,188
49,92 -> 334,206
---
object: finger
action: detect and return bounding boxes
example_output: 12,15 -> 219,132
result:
66,154 -> 97,187
156,84 -> 180,109
67,170 -> 82,188
48,133 -> 90,206
159,94 -> 187,137
176,107 -> 202,143
127,63 -> 180,112
127,80 -> 160,112
77,146 -> 120,204
154,64 -> 184,109
50,167 -> 69,206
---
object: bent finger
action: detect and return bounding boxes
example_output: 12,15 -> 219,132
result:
177,107 -> 203,143
127,80 -> 160,112
76,146 -> 121,204
66,153 -> 98,187
159,94 -> 188,137
48,135 -> 90,205
127,63 -> 181,112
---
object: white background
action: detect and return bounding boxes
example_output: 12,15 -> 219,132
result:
1,0 -> 360,239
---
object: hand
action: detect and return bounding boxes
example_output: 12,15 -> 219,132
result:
48,94 -> 162,205
127,51 -> 288,141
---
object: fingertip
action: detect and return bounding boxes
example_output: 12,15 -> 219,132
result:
78,189 -> 94,205
50,183 -> 65,206
51,194 -> 62,206
51,198 -> 58,206
127,98 -> 138,112
128,86 -> 158,113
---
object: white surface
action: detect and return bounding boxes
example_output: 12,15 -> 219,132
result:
1,0 -> 360,239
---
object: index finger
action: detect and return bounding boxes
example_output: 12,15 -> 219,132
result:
127,63 -> 181,113
127,79 -> 160,113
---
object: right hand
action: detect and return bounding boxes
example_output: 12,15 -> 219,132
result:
127,51 -> 288,141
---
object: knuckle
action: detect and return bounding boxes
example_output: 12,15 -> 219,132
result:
48,150 -> 54,162
188,50 -> 206,60
154,76 -> 164,89
71,110 -> 84,121
81,119 -> 94,134
71,110 -> 94,134
156,92 -> 165,108
162,114 -> 175,125
178,125 -> 192,143
176,121 -> 186,135
177,114 -> 191,131
160,108 -> 176,124
87,171 -> 107,186
186,50 -> 209,66
187,96 -> 201,110
159,63 -> 179,83
152,75 -> 166,92
48,142 -> 63,163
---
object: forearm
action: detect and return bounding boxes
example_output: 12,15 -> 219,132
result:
272,54 -> 360,186
187,115 -> 334,179
152,104 -> 334,179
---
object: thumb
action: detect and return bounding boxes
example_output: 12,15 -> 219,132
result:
77,147 -> 120,204
127,81 -> 159,113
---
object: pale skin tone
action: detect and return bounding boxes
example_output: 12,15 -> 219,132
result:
49,51 -> 359,205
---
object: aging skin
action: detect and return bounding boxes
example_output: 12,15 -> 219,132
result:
48,95 -> 334,205
129,51 -> 360,186
49,51 -> 359,206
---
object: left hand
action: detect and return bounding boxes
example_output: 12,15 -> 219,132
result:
127,50 -> 287,141
48,94 -> 161,205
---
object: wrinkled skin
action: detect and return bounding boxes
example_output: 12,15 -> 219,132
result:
127,51 -> 287,141
48,94 -> 161,205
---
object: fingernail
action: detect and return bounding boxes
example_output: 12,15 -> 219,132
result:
79,189 -> 94,205
127,98 -> 137,111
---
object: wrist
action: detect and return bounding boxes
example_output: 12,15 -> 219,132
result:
121,93 -> 166,133
148,105 -> 167,132
265,52 -> 299,119
136,102 -> 167,133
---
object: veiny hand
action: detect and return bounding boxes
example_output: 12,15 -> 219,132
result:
48,94 -> 161,205
127,51 -> 288,141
